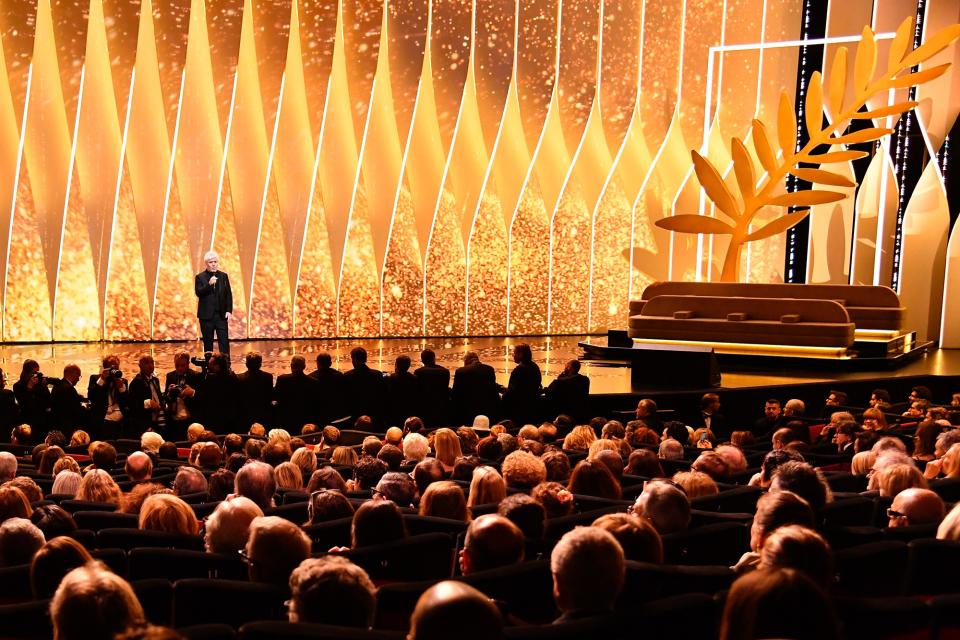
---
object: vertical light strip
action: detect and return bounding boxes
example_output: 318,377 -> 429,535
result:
52,63 -> 86,335
209,72 -> 239,253
1,63 -> 32,341
248,73 -> 286,322
152,69 -> 187,335
103,68 -> 136,334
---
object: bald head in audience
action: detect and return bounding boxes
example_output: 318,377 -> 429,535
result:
459,514 -> 525,575
632,480 -> 691,534
124,451 -> 153,482
409,581 -> 504,640
888,488 -> 945,528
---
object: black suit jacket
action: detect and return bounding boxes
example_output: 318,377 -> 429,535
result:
274,372 -> 318,431
237,369 -> 274,428
87,374 -> 129,424
197,371 -> 242,432
0,389 -> 19,432
309,368 -> 347,425
163,368 -> 205,422
690,411 -> 728,438
387,371 -> 419,428
12,380 -> 50,434
414,364 -> 450,427
127,374 -> 164,431
343,365 -> 386,423
50,380 -> 87,431
503,361 -> 543,424
546,372 -> 590,422
452,362 -> 500,424
195,270 -> 233,320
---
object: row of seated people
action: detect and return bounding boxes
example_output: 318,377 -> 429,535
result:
0,402 -> 960,639
0,345 -> 592,442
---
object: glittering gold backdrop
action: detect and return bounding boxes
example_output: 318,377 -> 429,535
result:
2,0 -> 957,342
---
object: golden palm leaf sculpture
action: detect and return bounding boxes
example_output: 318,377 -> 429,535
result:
656,17 -> 960,282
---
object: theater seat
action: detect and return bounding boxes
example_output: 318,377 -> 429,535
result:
132,578 -> 173,626
348,533 -> 455,582
97,528 -> 205,551
0,599 -> 51,639
833,541 -> 909,597
661,522 -> 749,566
66,528 -> 96,549
60,499 -> 120,513
820,497 -> 875,527
544,507 -> 625,541
173,579 -> 287,628
239,621 -> 403,639
402,514 -> 469,537
264,502 -> 309,525
619,561 -> 735,603
177,624 -> 238,640
637,593 -> 720,640
0,564 -> 31,602
834,596 -> 930,640
903,539 -> 960,596
930,594 -> 960,640
129,548 -> 247,581
73,510 -> 139,531
929,478 -> 960,503
303,517 -> 354,552
91,547 -> 129,577
503,614 -> 624,639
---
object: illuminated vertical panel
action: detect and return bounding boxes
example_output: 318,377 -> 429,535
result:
630,0 -> 685,294
151,0 -> 196,340
0,2 -> 39,341
5,0 -> 78,341
914,0 -> 960,150
421,0 -> 472,336
336,0 -> 383,336
588,0 -> 644,332
380,0 -> 429,336
547,0 -> 601,334
464,0 -> 516,335
740,0 -> 800,283
291,0 -> 337,337
851,147 -> 899,285
507,0 -> 559,335
806,0 -> 873,285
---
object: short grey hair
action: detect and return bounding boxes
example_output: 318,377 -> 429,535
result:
784,399 -> 805,416
203,250 -> 219,262
550,526 -> 625,613
658,439 -> 684,461
0,452 -> 16,481
403,433 -> 430,462
936,429 -> 960,456
634,481 -> 691,534
0,517 -> 45,566
205,496 -> 263,554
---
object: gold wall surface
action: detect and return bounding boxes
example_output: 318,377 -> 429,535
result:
2,0 -> 959,342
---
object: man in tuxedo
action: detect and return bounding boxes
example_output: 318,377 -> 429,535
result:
501,343 -> 542,426
309,352 -> 346,425
413,349 -> 449,428
691,393 -> 726,438
546,360 -> 590,423
343,347 -> 386,425
87,355 -> 128,440
451,351 -> 499,425
197,353 -> 241,433
387,355 -> 418,428
127,355 -> 166,433
195,251 -> 233,355
164,351 -> 203,440
237,352 -> 274,429
50,364 -> 87,433
274,355 -> 318,432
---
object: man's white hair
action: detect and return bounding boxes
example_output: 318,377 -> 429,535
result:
403,433 -> 430,462
203,250 -> 219,262
0,452 -> 17,481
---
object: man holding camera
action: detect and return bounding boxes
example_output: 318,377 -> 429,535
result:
195,250 -> 233,356
164,351 -> 203,440
128,355 -> 166,434
88,355 -> 128,440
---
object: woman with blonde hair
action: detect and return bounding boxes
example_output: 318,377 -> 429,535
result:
937,503 -> 960,541
432,428 -> 463,471
51,471 -> 82,497
67,430 -> 90,448
467,466 -> 506,508
331,446 -> 358,467
139,494 -> 198,535
588,438 -> 621,459
860,407 -> 889,431
562,425 -> 597,452
939,443 -> 960,478
419,480 -> 471,522
290,447 -> 317,482
274,462 -> 303,490
76,469 -> 122,506
850,451 -> 876,476
52,457 -> 80,477
874,463 -> 927,498
673,470 -> 719,499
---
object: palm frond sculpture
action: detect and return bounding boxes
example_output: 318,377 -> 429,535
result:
656,17 -> 960,282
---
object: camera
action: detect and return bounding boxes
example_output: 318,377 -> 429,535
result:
166,383 -> 184,402
108,368 -> 123,379
191,352 -> 213,371
33,371 -> 44,383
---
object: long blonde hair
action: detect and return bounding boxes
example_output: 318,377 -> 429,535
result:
467,466 -> 506,508
432,429 -> 463,467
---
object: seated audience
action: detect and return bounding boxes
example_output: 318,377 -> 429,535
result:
567,459 -> 621,500
530,482 -> 574,519
287,556 -> 377,627
307,489 -> 355,524
551,526 -> 626,622
939,503 -> 960,540
205,497 -> 263,554
244,516 -> 311,588
626,449 -> 665,478
758,525 -> 832,589
374,471 -> 417,508
352,500 -> 407,548
420,481 -> 470,522
673,470 -> 719,498
76,469 -> 122,506
769,461 -> 832,512
124,451 -> 153,482
51,563 -> 145,640
592,512 -> 663,563
735,491 -> 815,574
499,494 -> 546,540
235,461 -> 277,510
31,536 -> 92,598
0,517 -> 45,566
888,488 -> 945,528
30,505 -> 77,539
0,485 -> 32,522
467,466 -> 506,508
307,467 -> 349,494
631,480 -> 690,534
121,483 -> 172,515
138,494 -> 198,535
172,467 -> 208,497
409,581 -> 504,640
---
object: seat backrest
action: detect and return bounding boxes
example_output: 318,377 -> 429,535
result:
239,621 -> 403,640
173,579 -> 287,628
402,514 -> 469,537
97,528 -> 204,551
621,561 -> 735,604
833,540 -> 909,597
820,497 -> 875,527
348,533 -> 455,581
91,547 -> 129,577
636,593 -> 720,640
904,538 -> 960,596
0,599 -> 52,639
129,548 -> 246,582
661,523 -> 749,566
131,578 -> 174,627
462,560 -> 557,625
264,501 -> 309,525
60,499 -> 119,513
0,564 -> 32,602
73,510 -> 139,531
303,517 -> 354,552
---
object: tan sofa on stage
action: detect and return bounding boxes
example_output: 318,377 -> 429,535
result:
628,283 -> 905,349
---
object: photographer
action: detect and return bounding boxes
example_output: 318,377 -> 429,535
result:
127,355 -> 165,433
12,360 -> 50,439
87,355 -> 128,440
164,351 -> 203,441
50,364 -> 89,434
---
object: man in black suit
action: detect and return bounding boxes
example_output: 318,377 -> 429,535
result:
309,352 -> 346,425
50,364 -> 88,433
0,368 -> 19,434
690,392 -> 726,438
451,351 -> 499,425
546,359 -> 590,423
343,347 -> 386,425
753,398 -> 785,438
127,355 -> 166,434
163,351 -> 204,440
413,349 -> 450,428
387,355 -> 418,428
196,353 -> 241,433
501,343 -> 542,426
87,355 -> 128,440
274,355 -> 318,432
195,250 -> 233,355
237,352 -> 274,430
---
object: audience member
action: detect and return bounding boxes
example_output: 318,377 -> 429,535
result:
592,512 -> 663,563
244,516 -> 311,588
288,556 -> 376,627
0,517 -> 44,565
551,526 -> 626,622
888,488 -> 945,528
419,481 -> 470,522
30,536 -> 92,598
460,514 -> 525,574
51,563 -> 145,640
631,480 -> 690,534
499,494 -> 546,540
408,581 -> 504,640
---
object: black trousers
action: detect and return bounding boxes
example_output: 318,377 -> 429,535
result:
199,316 -> 230,354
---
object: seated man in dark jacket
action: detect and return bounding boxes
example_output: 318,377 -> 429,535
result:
50,364 -> 88,434
413,349 -> 450,428
274,355 -> 318,432
546,359 -> 590,423
343,347 -> 386,426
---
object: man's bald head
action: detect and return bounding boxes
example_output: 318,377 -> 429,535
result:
890,488 -> 945,528
460,514 -> 524,575
124,451 -> 153,481
409,581 -> 503,640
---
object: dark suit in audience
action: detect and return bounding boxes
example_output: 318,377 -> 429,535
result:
309,353 -> 347,425
547,361 -> 590,422
452,352 -> 499,425
274,370 -> 318,432
237,367 -> 274,429
12,374 -> 50,436
343,347 -> 386,424
197,355 -> 242,433
387,364 -> 419,429
414,355 -> 450,428
502,359 -> 542,426
50,375 -> 87,433
0,386 -> 18,434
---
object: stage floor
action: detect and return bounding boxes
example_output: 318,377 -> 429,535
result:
2,336 -> 960,399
